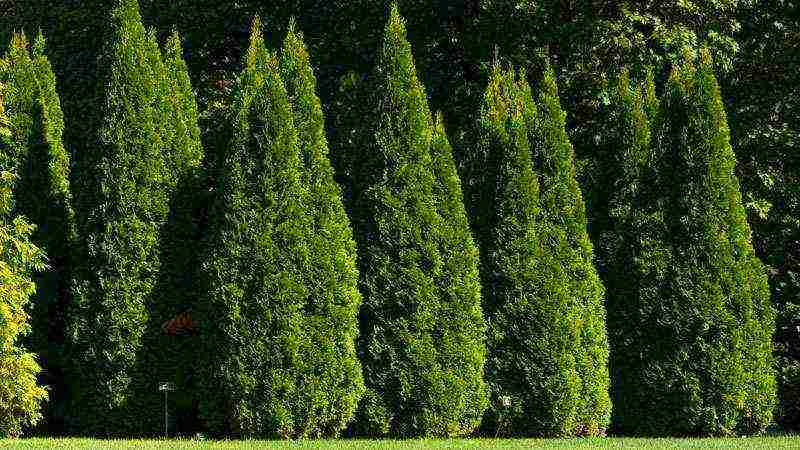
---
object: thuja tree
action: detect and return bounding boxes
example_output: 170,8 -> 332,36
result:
475,65 -> 583,437
197,18 -> 347,437
0,80 -> 48,438
611,51 -> 776,436
427,112 -> 488,434
350,5 -> 488,437
0,33 -> 74,432
65,0 -> 193,434
589,67 -> 656,257
525,65 -> 610,435
278,23 -> 364,436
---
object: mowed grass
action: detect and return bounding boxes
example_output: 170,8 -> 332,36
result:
1,437 -> 799,450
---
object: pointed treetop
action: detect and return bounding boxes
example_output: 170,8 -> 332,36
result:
387,2 -> 405,38
9,33 -> 29,59
280,17 -> 325,141
516,68 -> 537,127
164,30 -> 182,58
244,15 -> 274,86
540,60 -> 559,100
113,0 -> 145,27
33,30 -> 46,57
611,66 -> 651,180
482,63 -> 519,130
377,2 -> 416,83
538,60 -> 568,128
281,17 -> 310,78
246,16 -> 266,66
286,16 -> 300,42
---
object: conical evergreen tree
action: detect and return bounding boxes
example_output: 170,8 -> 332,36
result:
349,5 -> 488,437
525,65 -> 610,435
0,32 -> 74,433
589,67 -> 653,263
65,0 -> 195,434
278,23 -> 364,436
610,51 -> 776,435
0,78 -> 48,439
196,18 -> 339,437
161,30 -> 204,178
475,65 -> 583,437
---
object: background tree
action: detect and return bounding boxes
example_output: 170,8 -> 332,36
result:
278,22 -> 364,436
348,5 -> 488,437
592,67 -> 656,434
723,1 -> 800,430
0,32 -> 74,433
0,89 -> 48,437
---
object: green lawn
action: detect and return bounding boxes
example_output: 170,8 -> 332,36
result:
1,437 -> 799,450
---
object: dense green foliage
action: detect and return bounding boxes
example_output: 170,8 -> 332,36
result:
527,65 -> 610,435
473,64 -> 607,437
278,23 -> 365,437
3,6 -> 797,429
0,79 -> 48,439
65,0 -> 202,435
129,29 -> 206,435
0,0 -> 795,439
348,6 -> 488,437
591,67 -> 653,435
608,52 -> 776,436
474,66 -> 561,436
197,18 -> 363,438
0,173 -> 47,438
0,33 -> 74,432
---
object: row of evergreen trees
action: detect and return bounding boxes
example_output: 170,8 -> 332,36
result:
0,0 -> 776,438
